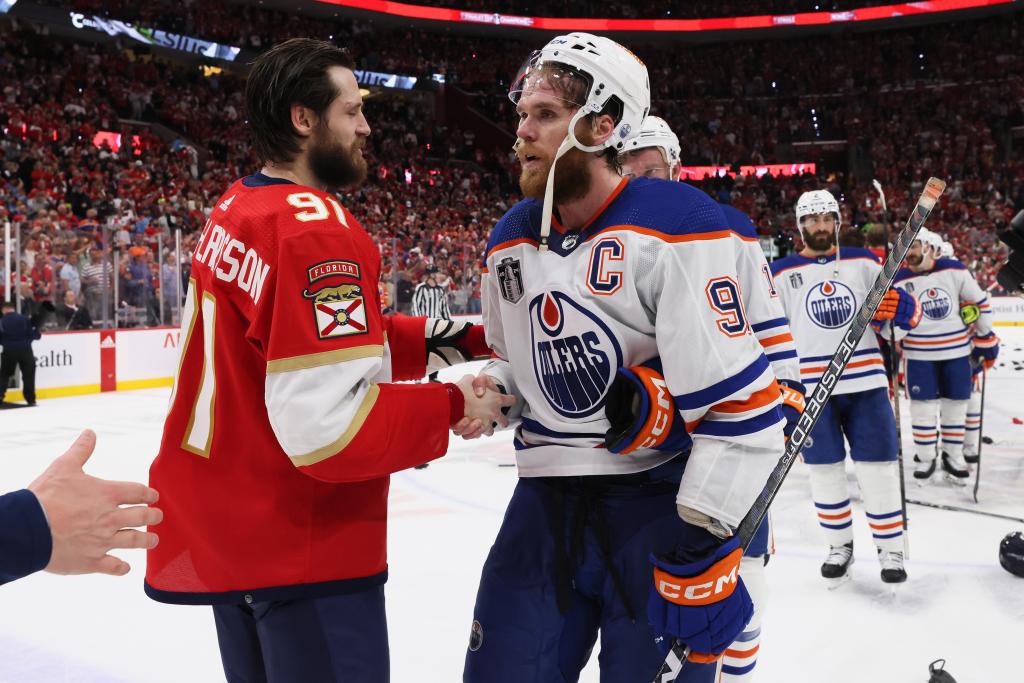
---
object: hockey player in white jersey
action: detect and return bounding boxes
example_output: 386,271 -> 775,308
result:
893,228 -> 998,481
461,34 -> 785,683
937,239 -> 986,461
770,190 -> 921,586
621,114 -> 801,680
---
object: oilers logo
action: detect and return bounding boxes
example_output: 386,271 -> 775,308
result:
919,287 -> 953,320
529,291 -> 623,418
804,280 -> 856,329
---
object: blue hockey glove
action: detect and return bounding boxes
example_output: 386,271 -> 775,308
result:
649,533 -> 753,662
605,357 -> 692,455
777,379 -> 805,439
971,331 -> 999,370
873,288 -> 921,330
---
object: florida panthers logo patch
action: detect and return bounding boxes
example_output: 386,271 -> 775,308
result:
805,280 -> 855,329
529,291 -> 623,418
303,283 -> 367,339
919,287 -> 953,320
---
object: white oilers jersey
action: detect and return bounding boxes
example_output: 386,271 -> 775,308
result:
481,177 -> 784,526
718,204 -> 800,386
893,259 -> 993,361
769,248 -> 888,395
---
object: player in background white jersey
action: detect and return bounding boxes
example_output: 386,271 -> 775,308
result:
893,228 -> 998,481
462,35 -> 784,683
937,239 -> 986,461
770,190 -> 921,585
621,115 -> 800,681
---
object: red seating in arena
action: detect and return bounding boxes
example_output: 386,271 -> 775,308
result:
1,4 -> 1020,326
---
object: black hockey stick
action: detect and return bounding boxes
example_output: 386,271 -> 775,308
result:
873,178 -> 910,559
972,367 -> 987,504
652,177 -> 947,683
907,498 -> 1024,524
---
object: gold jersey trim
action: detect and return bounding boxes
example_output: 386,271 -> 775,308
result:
290,385 -> 380,466
266,344 -> 384,374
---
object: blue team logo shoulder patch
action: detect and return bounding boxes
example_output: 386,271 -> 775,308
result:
529,291 -> 623,418
919,287 -> 953,320
805,280 -> 856,329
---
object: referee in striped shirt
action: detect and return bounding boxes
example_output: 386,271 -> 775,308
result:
412,265 -> 451,322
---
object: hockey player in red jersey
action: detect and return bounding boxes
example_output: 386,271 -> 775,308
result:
145,38 -> 514,682
462,34 -> 785,683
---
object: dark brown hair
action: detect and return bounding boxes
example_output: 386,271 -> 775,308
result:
245,38 -> 355,164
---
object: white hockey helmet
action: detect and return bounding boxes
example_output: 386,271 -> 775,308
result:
509,32 -> 651,154
509,33 -> 650,250
939,240 -> 954,259
795,189 -> 842,234
915,227 -> 944,254
625,115 -> 681,168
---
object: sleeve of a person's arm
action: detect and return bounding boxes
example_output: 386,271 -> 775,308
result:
960,270 -> 994,335
654,230 -> 783,527
256,226 -> 458,483
0,489 -> 52,585
740,242 -> 800,384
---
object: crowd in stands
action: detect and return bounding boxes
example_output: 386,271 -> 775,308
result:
1,5 -> 1021,330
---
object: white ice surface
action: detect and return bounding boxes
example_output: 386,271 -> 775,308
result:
1,331 -> 1023,683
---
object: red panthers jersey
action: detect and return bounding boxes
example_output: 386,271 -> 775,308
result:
145,173 -> 456,604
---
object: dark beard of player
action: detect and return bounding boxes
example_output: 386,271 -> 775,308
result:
519,129 -> 595,205
802,225 -> 836,252
308,121 -> 367,192
906,250 -> 924,266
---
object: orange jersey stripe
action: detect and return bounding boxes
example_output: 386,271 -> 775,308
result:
758,332 -> 793,347
724,643 -> 760,660
818,510 -> 851,520
904,333 -> 970,346
587,225 -> 760,245
486,236 -> 539,260
869,520 -> 903,531
711,381 -> 780,415
801,357 -> 882,375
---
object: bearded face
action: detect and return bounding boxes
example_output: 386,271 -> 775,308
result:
800,213 -> 838,252
308,119 -> 368,192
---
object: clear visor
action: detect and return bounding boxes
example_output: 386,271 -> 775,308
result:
508,53 -> 592,109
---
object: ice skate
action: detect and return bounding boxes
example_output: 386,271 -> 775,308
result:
914,456 -> 936,481
941,451 -> 969,486
822,542 -> 854,588
878,549 -> 907,586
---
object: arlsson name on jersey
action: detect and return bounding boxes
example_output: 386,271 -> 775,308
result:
194,218 -> 271,304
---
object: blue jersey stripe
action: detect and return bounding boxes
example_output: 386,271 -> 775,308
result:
674,354 -> 769,410
692,407 -> 782,438
766,350 -> 799,362
820,520 -> 853,530
735,626 -> 762,643
751,317 -> 788,333
907,329 -> 969,339
804,368 -> 886,385
903,341 -> 971,352
814,499 -> 851,510
520,419 -> 604,441
800,348 -> 880,363
722,663 -> 757,676
873,531 -> 903,540
866,510 -> 902,520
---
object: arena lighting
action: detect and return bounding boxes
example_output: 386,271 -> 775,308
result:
314,0 -> 1012,32
92,131 -> 142,156
679,163 -> 816,179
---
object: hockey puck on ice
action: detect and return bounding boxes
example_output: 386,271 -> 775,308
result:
982,436 -> 994,444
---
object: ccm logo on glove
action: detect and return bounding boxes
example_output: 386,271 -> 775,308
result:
654,546 -> 743,606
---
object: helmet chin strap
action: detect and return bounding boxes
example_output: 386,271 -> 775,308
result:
539,107 -> 606,252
